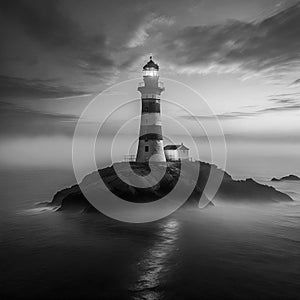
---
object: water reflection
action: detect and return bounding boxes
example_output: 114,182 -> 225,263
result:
129,219 -> 180,300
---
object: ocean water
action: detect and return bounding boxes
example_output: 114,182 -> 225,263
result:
0,169 -> 299,299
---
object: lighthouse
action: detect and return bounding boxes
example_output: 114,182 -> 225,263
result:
136,57 -> 166,163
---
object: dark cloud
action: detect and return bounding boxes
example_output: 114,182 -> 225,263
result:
267,92 -> 300,105
160,3 -> 300,75
0,0 -> 114,86
0,0 -> 82,47
0,75 -> 89,99
268,98 -> 296,105
258,103 -> 300,113
2,0 -> 298,90
1,0 -> 112,62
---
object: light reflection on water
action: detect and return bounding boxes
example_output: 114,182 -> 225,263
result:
129,219 -> 180,300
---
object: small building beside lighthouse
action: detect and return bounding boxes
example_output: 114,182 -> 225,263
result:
164,143 -> 190,162
136,57 -> 166,163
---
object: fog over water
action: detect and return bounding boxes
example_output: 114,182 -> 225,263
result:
1,169 -> 299,299
1,135 -> 299,180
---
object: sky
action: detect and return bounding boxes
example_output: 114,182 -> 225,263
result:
0,0 -> 300,178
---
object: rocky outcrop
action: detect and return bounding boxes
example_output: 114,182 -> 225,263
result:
48,161 -> 292,213
271,175 -> 300,182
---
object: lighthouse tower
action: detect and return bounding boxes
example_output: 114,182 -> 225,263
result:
136,57 -> 166,163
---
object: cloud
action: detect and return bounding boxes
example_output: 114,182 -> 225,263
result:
0,75 -> 89,99
0,0 -> 116,90
289,79 -> 300,87
0,0 -> 113,68
181,111 -> 255,121
2,0 -> 299,92
258,103 -> 300,113
127,14 -> 174,48
0,100 -> 79,137
267,92 -> 300,105
159,3 -> 300,77
0,0 -> 177,92
182,92 -> 300,121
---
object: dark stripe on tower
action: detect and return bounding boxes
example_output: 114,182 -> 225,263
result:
139,133 -> 163,140
142,99 -> 160,113
140,124 -> 162,134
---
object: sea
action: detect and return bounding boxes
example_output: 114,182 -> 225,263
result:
0,168 -> 299,299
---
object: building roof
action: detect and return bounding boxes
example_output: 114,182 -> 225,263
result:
143,56 -> 159,70
164,143 -> 189,150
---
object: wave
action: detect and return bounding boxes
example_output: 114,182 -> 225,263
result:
18,205 -> 59,215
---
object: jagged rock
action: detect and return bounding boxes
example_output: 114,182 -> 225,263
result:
271,174 -> 300,182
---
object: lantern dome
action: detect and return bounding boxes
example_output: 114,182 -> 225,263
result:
143,56 -> 159,70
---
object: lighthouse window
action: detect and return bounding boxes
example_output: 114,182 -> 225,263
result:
145,146 -> 149,152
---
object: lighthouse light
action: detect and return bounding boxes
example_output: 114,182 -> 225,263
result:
143,69 -> 158,77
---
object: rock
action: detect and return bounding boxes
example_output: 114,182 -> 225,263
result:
48,161 -> 293,213
271,175 -> 300,182
216,177 -> 291,203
